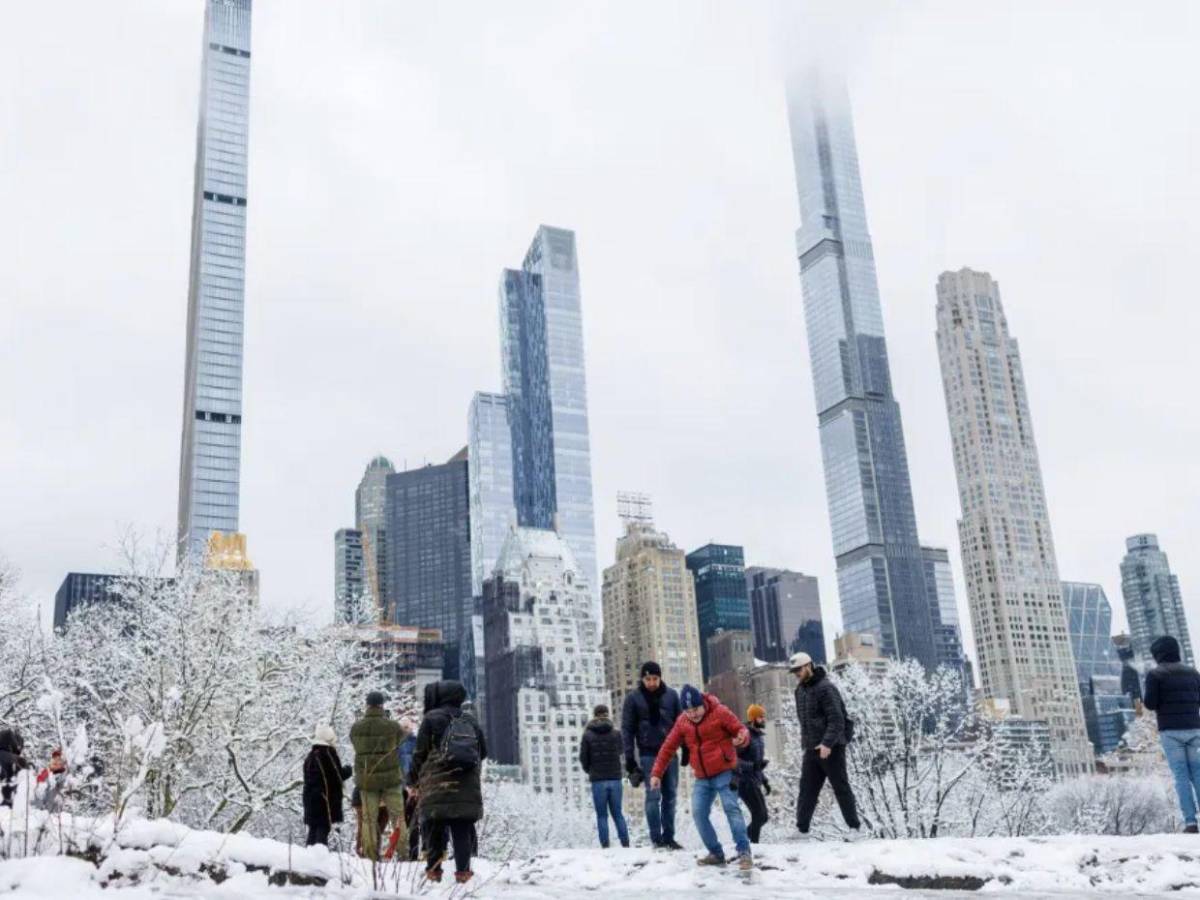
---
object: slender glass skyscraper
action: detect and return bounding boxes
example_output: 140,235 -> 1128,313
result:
177,0 -> 253,560
468,392 -> 516,597
1121,534 -> 1193,665
785,73 -> 938,670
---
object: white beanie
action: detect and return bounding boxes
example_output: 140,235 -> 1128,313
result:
312,724 -> 337,747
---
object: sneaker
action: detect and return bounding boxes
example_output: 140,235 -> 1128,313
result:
662,839 -> 684,851
737,852 -> 753,871
696,852 -> 726,867
455,871 -> 474,884
1185,824 -> 1198,834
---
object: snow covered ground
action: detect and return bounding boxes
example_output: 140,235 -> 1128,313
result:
2,811 -> 1199,898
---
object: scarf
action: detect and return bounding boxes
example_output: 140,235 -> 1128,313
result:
641,682 -> 667,726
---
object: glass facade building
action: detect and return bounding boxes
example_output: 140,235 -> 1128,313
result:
1121,534 -> 1192,665
784,73 -> 938,670
178,0 -> 253,561
922,546 -> 965,672
355,456 -> 393,618
333,528 -> 365,624
500,227 -> 598,618
745,567 -> 825,665
1062,581 -> 1131,755
468,392 -> 516,598
686,544 -> 751,680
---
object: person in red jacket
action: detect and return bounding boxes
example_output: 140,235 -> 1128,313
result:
650,685 -> 753,869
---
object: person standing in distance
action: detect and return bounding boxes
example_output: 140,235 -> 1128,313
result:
1144,635 -> 1200,833
621,661 -> 685,849
790,651 -> 861,834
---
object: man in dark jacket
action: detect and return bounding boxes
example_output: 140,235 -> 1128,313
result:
0,728 -> 30,808
736,704 -> 771,843
790,652 -> 860,833
621,661 -> 685,849
350,691 -> 409,860
408,680 -> 487,885
1144,635 -> 1200,832
579,704 -> 630,848
303,724 -> 353,846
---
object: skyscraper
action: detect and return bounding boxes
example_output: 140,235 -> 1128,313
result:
922,546 -> 966,673
386,450 -> 472,678
685,544 -> 751,680
355,456 -> 394,618
1062,581 -> 1132,755
177,0 -> 253,561
745,567 -> 824,665
468,392 -> 516,598
784,72 -> 938,670
935,267 -> 1093,774
500,226 -> 599,617
333,528 -> 365,624
1121,534 -> 1193,665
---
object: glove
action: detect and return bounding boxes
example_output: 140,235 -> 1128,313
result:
625,757 -> 638,775
763,777 -> 772,796
680,746 -> 690,768
628,767 -> 644,789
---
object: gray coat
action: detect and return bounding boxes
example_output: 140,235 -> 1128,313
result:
793,666 -> 846,750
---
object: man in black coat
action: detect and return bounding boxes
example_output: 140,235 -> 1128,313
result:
790,652 -> 860,834
579,704 -> 630,847
621,661 -> 685,849
1144,635 -> 1200,832
408,680 -> 487,885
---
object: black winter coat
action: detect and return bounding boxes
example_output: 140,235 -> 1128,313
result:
0,729 -> 29,808
736,722 -> 767,785
1145,636 -> 1200,732
621,684 -> 683,761
408,680 -> 487,823
579,719 -> 624,782
794,666 -> 847,750
302,745 -> 352,826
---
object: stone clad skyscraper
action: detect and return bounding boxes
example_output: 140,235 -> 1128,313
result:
177,0 -> 253,560
785,72 -> 939,670
935,267 -> 1092,774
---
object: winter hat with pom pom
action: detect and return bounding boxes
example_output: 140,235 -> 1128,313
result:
680,684 -> 705,710
312,725 -> 337,747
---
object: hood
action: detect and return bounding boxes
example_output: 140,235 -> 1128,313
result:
587,718 -> 614,734
697,693 -> 723,716
423,679 -> 467,712
0,729 -> 22,754
1152,635 -> 1183,664
803,666 -> 828,688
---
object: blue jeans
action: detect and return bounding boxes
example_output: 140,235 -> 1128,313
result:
590,780 -> 629,847
1162,729 -> 1200,825
692,769 -> 750,858
641,754 -> 678,844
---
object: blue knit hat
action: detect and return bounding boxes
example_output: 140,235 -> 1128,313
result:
680,684 -> 704,710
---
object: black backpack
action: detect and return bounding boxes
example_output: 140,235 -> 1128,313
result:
440,712 -> 481,772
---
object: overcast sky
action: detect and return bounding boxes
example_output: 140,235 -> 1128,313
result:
3,1 -> 1198,660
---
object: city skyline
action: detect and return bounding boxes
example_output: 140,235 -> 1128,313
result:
4,2 -> 1198,668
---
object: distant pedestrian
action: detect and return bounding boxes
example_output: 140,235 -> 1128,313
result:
1144,635 -> 1200,833
790,652 -> 860,834
350,691 -> 409,860
303,725 -> 352,846
408,680 -> 486,885
621,661 -> 685,849
1,730 -> 30,809
650,685 -> 753,870
579,704 -> 630,848
737,704 -> 771,843
397,716 -> 422,861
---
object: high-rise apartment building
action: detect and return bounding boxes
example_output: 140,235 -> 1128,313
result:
922,546 -> 965,672
685,544 -> 751,680
177,0 -> 254,561
386,450 -> 472,678
1121,534 -> 1192,665
468,392 -> 516,598
784,72 -> 938,670
500,226 -> 598,618
745,567 -> 824,665
600,505 -> 703,715
482,527 -> 606,802
355,456 -> 394,619
935,267 -> 1092,774
334,528 -> 365,624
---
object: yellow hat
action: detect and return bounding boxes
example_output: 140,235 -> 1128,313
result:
747,704 -> 766,721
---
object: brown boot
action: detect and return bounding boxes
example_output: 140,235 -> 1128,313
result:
455,870 -> 474,884
425,865 -> 443,883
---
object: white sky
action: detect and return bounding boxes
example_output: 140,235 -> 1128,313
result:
2,1 -> 1197,662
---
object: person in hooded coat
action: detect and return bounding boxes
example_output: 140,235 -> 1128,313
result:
579,704 -> 629,848
0,729 -> 30,808
1144,634 -> 1200,832
407,680 -> 487,885
302,724 -> 352,846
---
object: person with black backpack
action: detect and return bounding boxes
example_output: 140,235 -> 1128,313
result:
407,680 -> 486,885
789,652 -> 861,834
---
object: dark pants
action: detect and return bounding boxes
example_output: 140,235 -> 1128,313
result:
426,817 -> 475,874
796,745 -> 859,832
306,822 -> 331,846
737,779 -> 769,843
404,791 -> 421,861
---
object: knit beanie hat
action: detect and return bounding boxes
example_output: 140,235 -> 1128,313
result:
680,684 -> 704,710
747,704 -> 766,721
640,661 -> 662,679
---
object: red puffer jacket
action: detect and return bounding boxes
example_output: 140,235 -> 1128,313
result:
650,694 -> 748,781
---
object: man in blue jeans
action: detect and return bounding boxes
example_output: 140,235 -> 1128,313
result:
621,662 -> 685,849
579,705 -> 630,847
1145,635 -> 1200,832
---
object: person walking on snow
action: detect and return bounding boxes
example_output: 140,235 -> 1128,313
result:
790,651 -> 861,834
737,704 -> 772,843
579,704 -> 630,848
621,661 -> 685,849
350,690 -> 409,861
0,729 -> 30,809
302,725 -> 352,846
650,685 -> 753,870
1144,635 -> 1200,833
